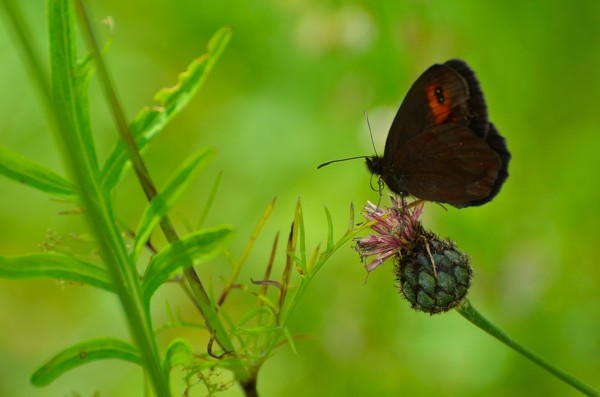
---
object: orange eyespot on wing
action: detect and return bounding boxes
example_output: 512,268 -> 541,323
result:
426,83 -> 453,125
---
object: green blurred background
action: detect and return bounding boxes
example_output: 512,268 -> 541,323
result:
1,0 -> 599,396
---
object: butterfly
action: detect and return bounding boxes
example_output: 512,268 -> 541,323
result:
366,59 -> 510,208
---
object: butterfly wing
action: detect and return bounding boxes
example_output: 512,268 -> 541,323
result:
383,62 -> 467,159
443,59 -> 490,139
383,124 -> 502,207
370,60 -> 510,207
465,122 -> 510,206
384,60 -> 495,159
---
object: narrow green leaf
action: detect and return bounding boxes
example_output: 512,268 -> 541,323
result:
296,199 -> 307,271
0,146 -> 77,198
218,198 -> 275,306
101,26 -> 232,191
142,226 -> 234,304
0,253 -> 113,292
283,327 -> 299,356
132,147 -> 217,260
31,338 -> 141,386
347,202 -> 355,233
196,170 -> 223,230
307,244 -> 321,274
324,205 -> 334,252
163,339 -> 194,381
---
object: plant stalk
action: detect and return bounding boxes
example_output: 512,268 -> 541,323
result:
456,299 -> 599,397
73,0 -> 248,383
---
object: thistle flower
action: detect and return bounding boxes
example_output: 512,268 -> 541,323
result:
355,197 -> 472,314
354,196 -> 424,273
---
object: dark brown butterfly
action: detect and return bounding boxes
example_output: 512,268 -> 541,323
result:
366,59 -> 510,208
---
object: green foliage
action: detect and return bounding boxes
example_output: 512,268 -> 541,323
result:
0,253 -> 112,292
142,226 -> 235,305
31,338 -> 141,387
2,1 -> 600,397
132,147 -> 218,260
0,2 -> 364,396
0,146 -> 77,199
101,26 -> 232,192
0,0 -> 243,395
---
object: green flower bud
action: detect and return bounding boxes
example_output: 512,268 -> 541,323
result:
395,227 -> 472,314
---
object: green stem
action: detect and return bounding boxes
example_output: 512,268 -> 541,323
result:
456,299 -> 599,397
263,218 -> 369,359
241,378 -> 259,397
72,0 -> 248,383
1,0 -> 170,395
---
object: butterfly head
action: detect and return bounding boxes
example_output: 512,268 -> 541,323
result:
365,155 -> 383,176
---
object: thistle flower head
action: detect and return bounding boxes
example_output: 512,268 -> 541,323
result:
354,196 -> 424,273
354,196 -> 472,314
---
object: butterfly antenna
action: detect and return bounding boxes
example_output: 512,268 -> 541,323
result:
364,111 -> 378,158
317,155 -> 368,169
318,112 -> 379,169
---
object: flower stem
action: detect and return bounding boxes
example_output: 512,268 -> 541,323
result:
456,299 -> 599,397
240,378 -> 259,397
72,0 -> 248,382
